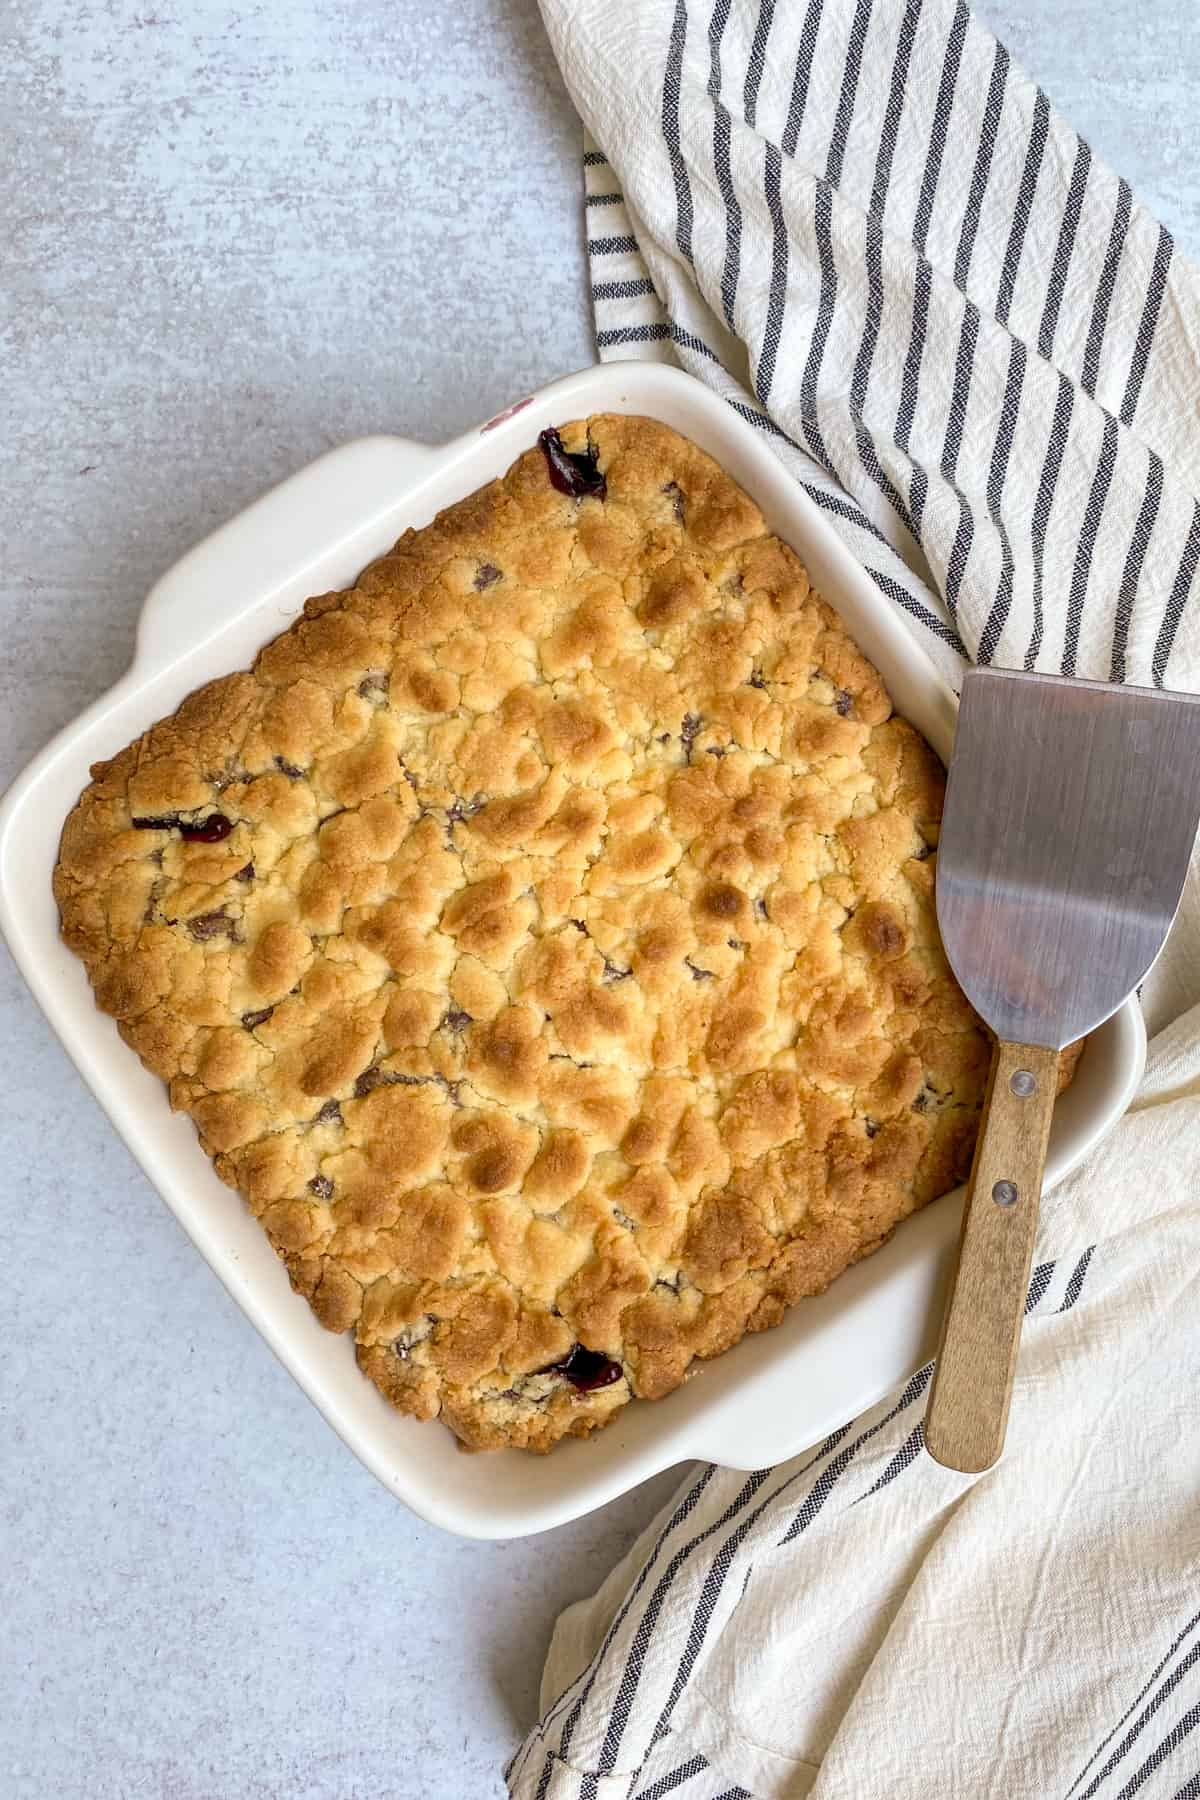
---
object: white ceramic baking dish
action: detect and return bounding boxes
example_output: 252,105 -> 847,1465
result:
0,362 -> 1144,1538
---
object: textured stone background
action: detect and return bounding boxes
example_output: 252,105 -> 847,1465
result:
2,2 -> 1197,1794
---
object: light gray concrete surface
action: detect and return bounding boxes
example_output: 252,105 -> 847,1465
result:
2,3 -> 1197,1795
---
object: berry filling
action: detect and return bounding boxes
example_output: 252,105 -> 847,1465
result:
541,1344 -> 623,1392
133,812 -> 233,843
188,910 -> 237,942
537,427 -> 607,500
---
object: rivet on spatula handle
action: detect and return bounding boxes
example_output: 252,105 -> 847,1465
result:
924,1040 -> 1061,1474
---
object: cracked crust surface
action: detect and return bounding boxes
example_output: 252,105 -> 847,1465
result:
56,414 -> 1064,1452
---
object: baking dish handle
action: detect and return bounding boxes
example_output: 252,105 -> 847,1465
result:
134,435 -> 442,669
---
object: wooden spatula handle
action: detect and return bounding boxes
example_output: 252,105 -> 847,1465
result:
924,1039 -> 1061,1474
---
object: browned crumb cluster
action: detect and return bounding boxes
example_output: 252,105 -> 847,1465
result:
56,414 -> 1047,1452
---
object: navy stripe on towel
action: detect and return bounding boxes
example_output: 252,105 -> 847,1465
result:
1152,499 -> 1200,686
1082,178 -> 1134,398
1120,222 -> 1174,425
634,1752 -> 710,1800
663,0 -> 695,264
1110,451 -> 1164,681
1057,1246 -> 1096,1313
1064,418 -> 1119,674
589,234 -> 640,256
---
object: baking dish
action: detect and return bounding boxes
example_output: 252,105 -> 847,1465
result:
0,363 -> 1144,1538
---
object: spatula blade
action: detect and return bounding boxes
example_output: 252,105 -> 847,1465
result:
936,669 -> 1200,1050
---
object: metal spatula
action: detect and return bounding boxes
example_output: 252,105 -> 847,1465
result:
924,667 -> 1200,1473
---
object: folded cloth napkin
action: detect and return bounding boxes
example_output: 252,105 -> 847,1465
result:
508,1 -> 1200,1795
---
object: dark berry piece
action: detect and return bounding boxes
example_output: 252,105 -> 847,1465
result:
754,898 -> 769,920
864,1117 -> 880,1138
275,756 -> 305,780
834,689 -> 854,718
308,1174 -> 334,1199
358,671 -> 389,701
188,910 -> 237,942
601,955 -> 632,984
181,813 -> 233,843
446,793 -> 486,828
748,669 -> 768,690
684,956 -> 715,982
351,1065 -> 428,1098
313,1099 -> 343,1126
662,479 -> 685,522
474,562 -> 503,591
242,1006 -> 274,1031
541,1344 -> 623,1392
234,862 -> 255,883
441,1009 -> 472,1034
133,812 -> 234,843
537,427 -> 607,500
680,713 -> 701,760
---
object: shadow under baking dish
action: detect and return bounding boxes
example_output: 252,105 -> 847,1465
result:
0,363 -> 1146,1538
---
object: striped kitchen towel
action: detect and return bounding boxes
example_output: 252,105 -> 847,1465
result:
507,1 -> 1200,1796
556,0 -> 1200,696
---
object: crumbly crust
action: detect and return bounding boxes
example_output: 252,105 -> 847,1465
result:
57,413 -> 1030,1452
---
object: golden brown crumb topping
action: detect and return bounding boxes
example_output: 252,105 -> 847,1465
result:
56,414 -> 1010,1451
